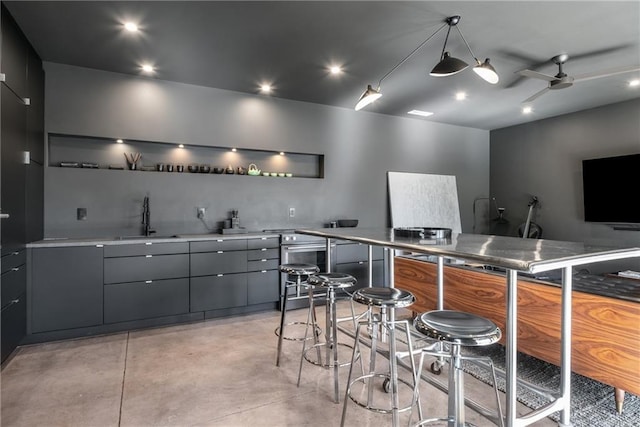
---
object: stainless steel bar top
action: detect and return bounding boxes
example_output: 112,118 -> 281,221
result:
294,228 -> 640,274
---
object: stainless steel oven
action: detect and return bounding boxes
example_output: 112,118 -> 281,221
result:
269,230 -> 336,310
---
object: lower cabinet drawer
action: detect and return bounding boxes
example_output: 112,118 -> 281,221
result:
1,293 -> 26,363
1,263 -> 26,309
104,254 -> 189,284
104,278 -> 189,324
247,248 -> 279,260
190,273 -> 248,312
248,270 -> 279,305
247,258 -> 279,272
190,251 -> 247,276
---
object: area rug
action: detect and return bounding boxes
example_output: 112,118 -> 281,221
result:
461,345 -> 639,427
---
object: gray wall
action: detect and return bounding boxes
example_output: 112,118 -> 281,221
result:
490,98 -> 640,273
43,63 -> 489,238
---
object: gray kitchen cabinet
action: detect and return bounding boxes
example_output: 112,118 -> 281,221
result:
1,4 -> 28,97
1,293 -> 26,362
190,274 -> 248,311
190,251 -> 247,277
335,241 -> 385,288
104,278 -> 189,324
1,250 -> 26,308
248,270 -> 279,305
1,250 -> 26,362
104,254 -> 189,284
30,246 -> 103,333
103,244 -> 189,323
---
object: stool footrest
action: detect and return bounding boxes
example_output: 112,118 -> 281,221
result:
274,322 -> 322,341
303,342 -> 357,368
347,372 -> 415,414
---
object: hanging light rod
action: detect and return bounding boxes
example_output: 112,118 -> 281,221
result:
355,15 -> 498,111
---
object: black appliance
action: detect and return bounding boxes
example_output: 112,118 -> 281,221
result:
582,153 -> 640,224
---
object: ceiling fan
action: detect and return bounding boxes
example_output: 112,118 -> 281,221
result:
517,54 -> 640,103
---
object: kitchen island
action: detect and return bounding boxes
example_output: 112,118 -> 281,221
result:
294,227 -> 640,427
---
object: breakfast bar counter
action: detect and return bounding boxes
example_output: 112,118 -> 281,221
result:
295,227 -> 640,427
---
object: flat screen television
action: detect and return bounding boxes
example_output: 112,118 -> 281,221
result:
582,153 -> 640,224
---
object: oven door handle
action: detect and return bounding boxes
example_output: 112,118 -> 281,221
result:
282,243 -> 335,252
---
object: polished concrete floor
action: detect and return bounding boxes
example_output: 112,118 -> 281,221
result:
1,302 -> 556,426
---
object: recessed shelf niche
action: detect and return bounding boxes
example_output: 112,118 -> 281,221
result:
48,133 -> 324,179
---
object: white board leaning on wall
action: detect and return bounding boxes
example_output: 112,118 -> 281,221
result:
387,171 -> 462,234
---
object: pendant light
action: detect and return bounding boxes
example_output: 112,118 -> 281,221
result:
354,15 -> 498,111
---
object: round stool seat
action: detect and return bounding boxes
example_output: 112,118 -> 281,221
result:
352,287 -> 415,308
308,272 -> 357,289
414,310 -> 501,347
279,263 -> 320,276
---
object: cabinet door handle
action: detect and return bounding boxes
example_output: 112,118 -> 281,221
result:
261,270 -> 267,273
261,248 -> 267,251
145,280 -> 153,284
217,251 -> 223,254
11,267 -> 20,271
96,244 -> 104,248
12,251 -> 20,256
0,213 -> 9,219
217,274 -> 223,277
261,259 -> 267,262
216,239 -> 223,242
145,242 -> 153,246
146,254 -> 153,258
358,261 -> 364,265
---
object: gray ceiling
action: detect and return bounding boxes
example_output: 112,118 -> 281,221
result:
5,1 -> 640,130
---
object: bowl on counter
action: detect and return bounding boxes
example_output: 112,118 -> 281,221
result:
270,172 -> 278,177
337,219 -> 359,227
262,172 -> 270,176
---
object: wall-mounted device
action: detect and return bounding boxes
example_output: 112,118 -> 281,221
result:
582,153 -> 640,225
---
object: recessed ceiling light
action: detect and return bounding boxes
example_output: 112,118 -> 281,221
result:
522,106 -> 533,114
407,109 -> 434,117
124,22 -> 139,32
116,139 -> 123,144
629,79 -> 640,87
260,84 -> 272,94
455,92 -> 467,101
141,64 -> 154,73
329,65 -> 342,75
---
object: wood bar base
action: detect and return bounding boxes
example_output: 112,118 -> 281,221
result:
394,256 -> 640,412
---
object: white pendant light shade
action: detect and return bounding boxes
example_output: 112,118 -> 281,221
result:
473,58 -> 499,84
430,52 -> 469,76
355,85 -> 382,111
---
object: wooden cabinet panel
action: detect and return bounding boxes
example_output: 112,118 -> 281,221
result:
190,273 -> 248,312
394,256 -> 640,395
31,246 -> 103,333
104,253 -> 188,284
104,278 -> 189,324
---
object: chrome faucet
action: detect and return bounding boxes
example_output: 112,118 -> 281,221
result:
142,196 -> 156,237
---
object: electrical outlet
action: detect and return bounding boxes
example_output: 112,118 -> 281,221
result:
77,208 -> 87,221
197,207 -> 206,219
289,207 -> 295,218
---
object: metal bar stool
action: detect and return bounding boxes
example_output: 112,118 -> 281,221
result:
297,272 -> 358,403
341,287 -> 423,427
275,263 -> 321,367
412,310 -> 504,427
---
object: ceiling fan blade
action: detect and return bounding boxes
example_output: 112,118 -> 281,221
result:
522,87 -> 550,104
573,65 -> 640,82
518,69 -> 557,82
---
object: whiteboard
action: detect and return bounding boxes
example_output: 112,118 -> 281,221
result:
387,172 -> 462,233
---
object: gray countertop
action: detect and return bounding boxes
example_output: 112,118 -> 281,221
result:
27,232 -> 280,248
295,227 -> 640,274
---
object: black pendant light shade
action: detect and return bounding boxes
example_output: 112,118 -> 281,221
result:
430,52 -> 469,76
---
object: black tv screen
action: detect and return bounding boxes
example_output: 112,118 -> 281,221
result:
582,153 -> 640,223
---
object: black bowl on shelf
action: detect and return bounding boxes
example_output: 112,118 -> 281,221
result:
188,164 -> 199,173
213,167 -> 225,174
199,165 -> 211,173
337,219 -> 358,227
